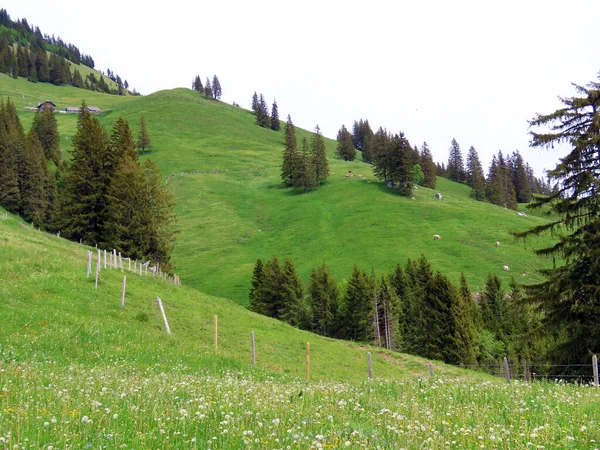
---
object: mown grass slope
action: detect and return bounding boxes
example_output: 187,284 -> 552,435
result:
1,75 -> 556,306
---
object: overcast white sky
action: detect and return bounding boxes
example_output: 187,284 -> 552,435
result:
5,0 -> 599,177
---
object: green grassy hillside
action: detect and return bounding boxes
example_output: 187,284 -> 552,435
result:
1,75 -> 556,306
0,206 -> 475,382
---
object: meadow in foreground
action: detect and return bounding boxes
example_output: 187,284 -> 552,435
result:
2,361 -> 599,449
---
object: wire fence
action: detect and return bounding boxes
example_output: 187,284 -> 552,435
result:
460,357 -> 599,384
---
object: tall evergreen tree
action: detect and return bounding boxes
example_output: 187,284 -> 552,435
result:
257,94 -> 270,127
142,159 -> 178,272
497,151 -> 517,209
259,255 -> 284,319
251,91 -> 259,115
465,146 -> 486,200
279,258 -> 304,326
377,275 -> 402,350
204,78 -> 213,98
514,75 -> 600,365
281,115 -> 298,186
372,128 -> 391,183
387,132 -> 414,196
510,151 -> 531,203
338,265 -> 373,342
419,142 -> 437,189
192,75 -> 203,92
293,137 -> 317,192
212,75 -> 222,100
0,100 -> 22,212
248,258 -> 266,314
309,262 -> 338,337
485,155 -> 504,205
59,103 -> 107,244
19,129 -> 48,226
310,125 -> 329,184
335,124 -> 356,161
361,124 -> 374,164
270,100 -> 280,131
446,138 -> 465,182
453,274 -> 478,365
137,115 -> 151,154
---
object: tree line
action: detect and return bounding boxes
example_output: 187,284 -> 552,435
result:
0,99 -> 177,271
251,92 -> 280,131
192,75 -> 222,100
440,138 -> 555,209
0,9 -> 134,95
280,116 -> 329,192
248,254 -> 543,368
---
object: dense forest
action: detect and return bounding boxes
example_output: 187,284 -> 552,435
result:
0,9 -> 134,95
0,99 -> 177,271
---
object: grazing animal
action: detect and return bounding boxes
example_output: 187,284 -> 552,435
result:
517,211 -> 527,217
366,180 -> 372,183
495,241 -> 500,247
503,265 -> 510,271
433,193 -> 443,200
433,234 -> 441,240
345,174 -> 349,177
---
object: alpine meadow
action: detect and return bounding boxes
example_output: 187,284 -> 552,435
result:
1,6 -> 600,449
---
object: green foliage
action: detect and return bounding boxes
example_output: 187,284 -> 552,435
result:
31,107 -> 60,164
514,74 -> 600,366
310,125 -> 329,184
270,100 -> 280,131
335,124 -> 356,161
137,115 -> 151,154
211,75 -> 222,100
281,115 -> 298,186
308,262 -> 338,336
338,265 -> 373,342
412,164 -> 424,187
0,99 -> 22,211
419,142 -> 436,189
446,138 -> 465,182
466,146 -> 486,201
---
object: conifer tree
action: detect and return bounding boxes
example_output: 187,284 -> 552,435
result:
102,154 -> 149,259
259,255 -> 284,319
362,126 -> 374,164
387,132 -> 414,196
192,75 -> 203,91
510,151 -> 531,203
453,274 -> 478,365
419,142 -> 437,189
59,102 -> 108,244
446,138 -> 465,182
281,115 -> 298,186
309,262 -> 338,337
257,94 -> 270,127
137,115 -> 151,154
338,265 -> 373,342
31,108 -> 60,164
270,100 -> 280,131
335,125 -> 356,161
142,159 -> 178,272
389,263 -> 409,348
372,128 -> 391,183
310,125 -> 329,184
279,258 -> 304,326
514,75 -> 600,365
466,146 -> 486,201
204,78 -> 213,98
212,75 -> 222,100
293,137 -> 317,192
251,91 -> 259,115
481,273 -> 508,342
377,275 -> 402,350
497,151 -> 517,209
248,258 -> 266,314
19,129 -> 48,226
0,100 -> 22,212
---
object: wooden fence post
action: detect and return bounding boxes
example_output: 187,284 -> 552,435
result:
251,331 -> 256,365
156,297 -> 171,334
214,315 -> 218,350
94,261 -> 99,290
86,251 -> 92,278
368,352 -> 373,380
306,342 -> 310,381
429,362 -> 433,376
120,276 -> 126,308
504,356 -> 511,385
119,252 -> 123,270
128,258 -> 131,271
593,355 -> 599,387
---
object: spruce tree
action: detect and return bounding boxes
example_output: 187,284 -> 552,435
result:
362,125 -> 374,164
497,151 -> 517,209
260,255 -> 284,318
279,258 -> 304,326
310,125 -> 329,184
338,265 -> 373,342
281,115 -> 298,186
293,137 -> 316,192
257,94 -> 270,127
102,154 -> 149,259
309,262 -> 338,337
419,142 -> 437,189
372,128 -> 391,184
137,115 -> 151,154
142,159 -> 178,272
270,100 -> 280,131
0,100 -> 22,212
513,75 -> 600,365
212,75 -> 222,100
335,125 -> 356,161
204,78 -> 213,98
447,138 -> 465,182
510,151 -> 531,203
466,146 -> 486,201
387,132 -> 414,196
31,107 -> 60,165
453,274 -> 478,365
251,91 -> 259,115
377,275 -> 402,350
486,156 -> 504,205
59,102 -> 107,244
19,129 -> 48,226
